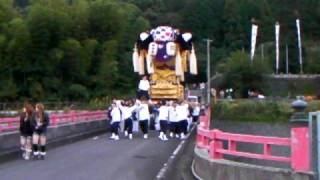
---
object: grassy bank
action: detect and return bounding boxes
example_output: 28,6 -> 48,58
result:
213,99 -> 320,123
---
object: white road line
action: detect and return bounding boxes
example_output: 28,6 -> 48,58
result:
155,125 -> 196,179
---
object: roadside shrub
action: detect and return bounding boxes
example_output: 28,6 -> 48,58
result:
213,100 -> 294,123
68,84 -> 90,100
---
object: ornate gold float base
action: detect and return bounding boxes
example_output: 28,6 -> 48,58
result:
150,82 -> 184,100
150,67 -> 184,100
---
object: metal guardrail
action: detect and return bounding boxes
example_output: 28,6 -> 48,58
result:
0,110 -> 108,133
0,102 -> 86,111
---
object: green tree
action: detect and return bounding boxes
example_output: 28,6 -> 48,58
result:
0,0 -> 17,31
115,3 -> 150,91
29,81 -> 45,100
67,84 -> 90,100
88,0 -> 126,41
94,40 -> 119,96
0,77 -> 18,100
57,38 -> 90,82
68,0 -> 90,40
305,45 -> 320,74
222,51 -> 271,97
27,3 -> 72,77
5,18 -> 31,90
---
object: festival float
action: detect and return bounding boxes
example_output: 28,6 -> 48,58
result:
132,26 -> 198,100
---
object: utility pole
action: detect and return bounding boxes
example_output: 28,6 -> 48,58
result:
261,43 -> 264,61
203,38 -> 213,105
286,43 -> 289,74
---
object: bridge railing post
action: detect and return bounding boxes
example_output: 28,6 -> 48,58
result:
291,122 -> 310,172
209,129 -> 223,159
196,127 -> 202,147
203,132 -> 209,148
207,106 -> 211,128
290,99 -> 311,172
71,111 -> 77,123
8,119 -> 13,130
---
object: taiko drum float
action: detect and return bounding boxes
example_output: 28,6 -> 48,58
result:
132,26 -> 198,100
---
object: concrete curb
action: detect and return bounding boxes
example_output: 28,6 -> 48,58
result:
191,159 -> 202,180
155,125 -> 197,179
193,147 -> 315,180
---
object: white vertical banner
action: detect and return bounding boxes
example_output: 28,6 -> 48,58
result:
296,19 -> 303,73
132,45 -> 139,72
250,24 -> 258,63
275,22 -> 280,74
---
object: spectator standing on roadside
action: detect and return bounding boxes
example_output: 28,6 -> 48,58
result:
211,88 -> 217,104
19,103 -> 35,160
32,103 -> 50,160
219,90 -> 225,99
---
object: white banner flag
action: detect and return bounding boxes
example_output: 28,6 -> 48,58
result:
275,22 -> 280,74
296,19 -> 303,73
250,24 -> 258,62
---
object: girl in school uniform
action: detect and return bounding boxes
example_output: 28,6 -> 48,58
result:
177,101 -> 189,140
168,101 -> 180,138
110,101 -> 121,140
32,103 -> 50,160
157,100 -> 169,141
135,98 -> 150,139
19,103 -> 35,160
119,100 -> 136,140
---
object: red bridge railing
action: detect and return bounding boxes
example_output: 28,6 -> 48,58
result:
196,108 -> 311,173
0,110 -> 107,132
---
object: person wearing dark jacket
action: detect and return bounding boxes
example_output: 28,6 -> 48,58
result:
32,103 -> 50,160
19,103 -> 35,160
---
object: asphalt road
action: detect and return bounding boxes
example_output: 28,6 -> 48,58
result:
0,131 -> 180,180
